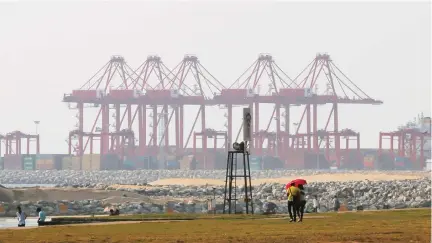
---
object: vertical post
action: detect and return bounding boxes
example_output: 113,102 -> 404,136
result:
420,135 -> 425,169
175,106 -> 179,155
228,104 -> 232,147
115,104 -> 121,150
276,104 -> 280,157
333,103 -> 340,167
390,134 -> 394,154
90,136 -> 93,154
214,135 -> 217,153
152,106 -> 157,147
16,134 -> 20,155
411,134 -> 417,167
378,133 -> 382,155
36,135 -> 40,154
252,103 -> 257,151
193,133 -> 197,156
164,104 -> 169,152
306,104 -> 311,151
326,136 -> 330,161
127,104 -> 132,129
101,104 -> 109,155
400,132 -> 405,157
78,103 -> 84,157
138,105 -> 146,154
313,104 -> 318,152
27,138 -> 30,155
201,105 -> 206,168
243,152 -> 249,214
180,105 -> 184,151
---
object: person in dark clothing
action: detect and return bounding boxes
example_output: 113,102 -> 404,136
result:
36,207 -> 47,226
296,185 -> 307,222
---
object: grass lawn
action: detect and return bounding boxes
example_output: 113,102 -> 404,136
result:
0,209 -> 430,243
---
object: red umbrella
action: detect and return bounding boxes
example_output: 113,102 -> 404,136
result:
285,179 -> 307,189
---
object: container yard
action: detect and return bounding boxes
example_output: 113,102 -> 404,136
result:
0,54 -> 430,171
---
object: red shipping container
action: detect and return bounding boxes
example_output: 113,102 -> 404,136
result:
109,90 -> 136,99
146,90 -> 170,99
72,90 -> 98,99
220,89 -> 247,97
3,155 -> 22,170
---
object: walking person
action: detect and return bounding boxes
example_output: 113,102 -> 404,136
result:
16,206 -> 27,227
312,195 -> 320,213
36,207 -> 46,226
333,196 -> 340,212
286,182 -> 300,222
296,184 -> 307,222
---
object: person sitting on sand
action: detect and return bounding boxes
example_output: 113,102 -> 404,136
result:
16,206 -> 27,227
36,207 -> 46,226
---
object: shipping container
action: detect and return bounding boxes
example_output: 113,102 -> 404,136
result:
250,156 -> 262,171
394,156 -> 411,170
36,154 -> 54,160
146,90 -> 170,99
82,154 -> 101,171
284,150 -> 305,169
53,155 -> 66,170
363,154 -> 375,169
166,160 -> 180,170
109,89 -> 138,99
304,152 -> 330,169
62,156 -> 81,170
262,156 -> 284,170
339,150 -> 363,170
122,155 -> 153,170
71,90 -> 103,99
376,153 -> 394,170
122,159 -> 135,170
3,155 -> 22,170
22,155 -> 36,170
101,154 -> 121,170
180,155 -> 194,170
36,159 -> 55,170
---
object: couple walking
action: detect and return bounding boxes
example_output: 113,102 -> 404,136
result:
286,182 -> 306,222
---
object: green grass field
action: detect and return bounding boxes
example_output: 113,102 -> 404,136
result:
0,209 -> 430,243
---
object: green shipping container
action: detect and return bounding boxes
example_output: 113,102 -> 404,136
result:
250,156 -> 262,171
22,155 -> 36,170
0,157 -> 4,170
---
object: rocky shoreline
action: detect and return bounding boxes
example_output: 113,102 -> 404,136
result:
0,169 -> 428,186
1,175 -> 430,217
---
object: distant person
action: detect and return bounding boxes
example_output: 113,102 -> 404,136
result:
286,182 -> 300,222
312,195 -> 320,213
16,206 -> 27,227
296,184 -> 307,222
333,196 -> 340,212
36,207 -> 46,226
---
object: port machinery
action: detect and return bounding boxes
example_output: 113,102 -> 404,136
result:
63,54 -> 227,167
379,115 -> 431,169
0,131 -> 40,156
223,53 -> 382,167
63,53 -> 382,169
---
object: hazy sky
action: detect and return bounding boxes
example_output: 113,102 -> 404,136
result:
0,1 -> 430,154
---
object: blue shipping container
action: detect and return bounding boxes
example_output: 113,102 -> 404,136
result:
166,160 -> 179,169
